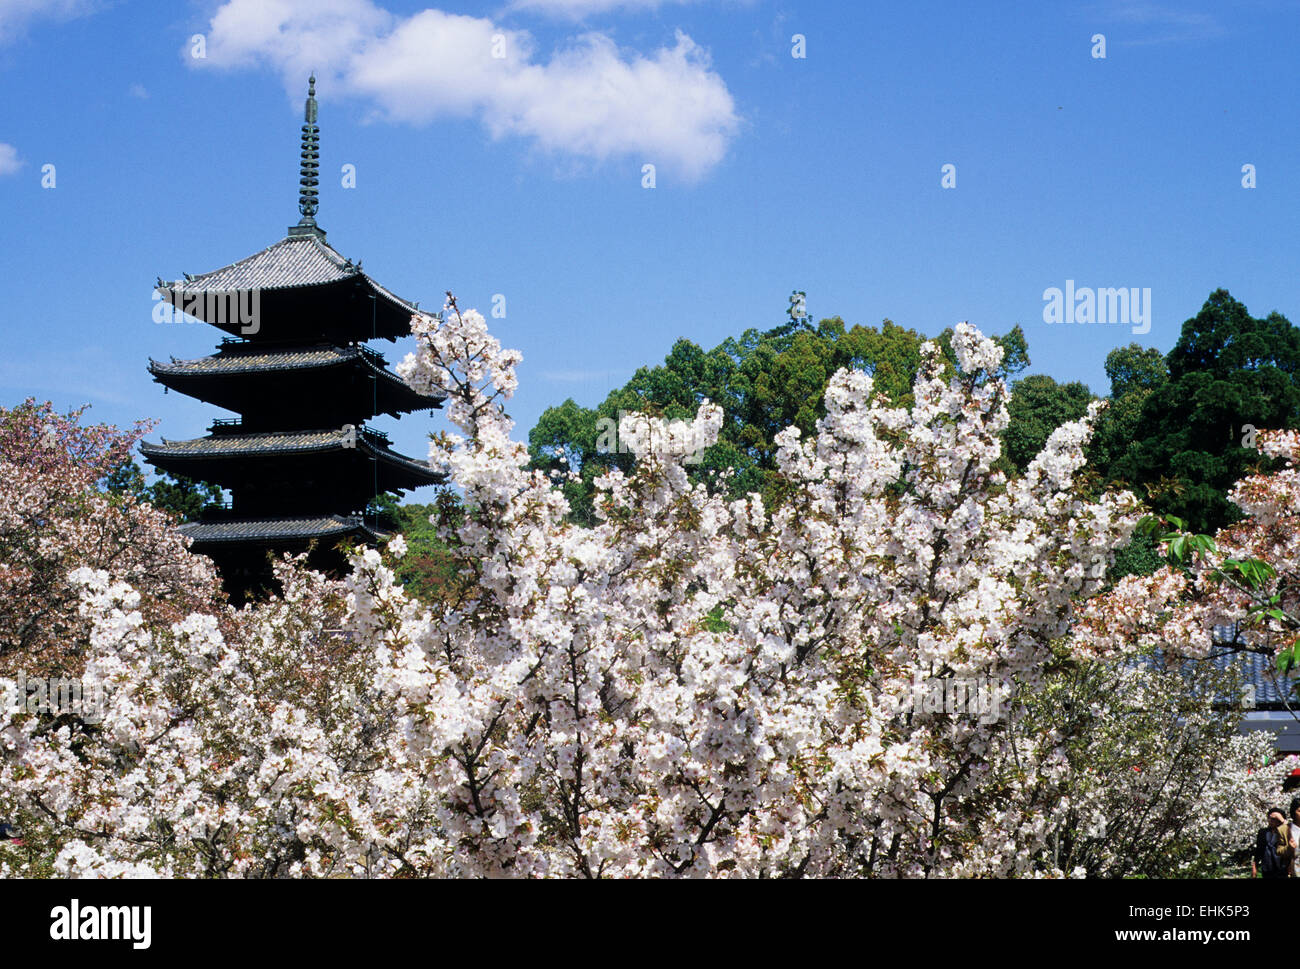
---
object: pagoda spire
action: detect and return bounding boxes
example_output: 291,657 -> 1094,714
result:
290,74 -> 323,239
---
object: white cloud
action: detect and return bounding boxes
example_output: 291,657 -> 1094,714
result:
0,0 -> 99,45
0,142 -> 21,176
506,0 -> 702,17
199,0 -> 739,180
128,83 -> 150,99
1095,2 -> 1224,45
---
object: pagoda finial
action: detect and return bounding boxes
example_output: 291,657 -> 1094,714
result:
295,73 -> 321,231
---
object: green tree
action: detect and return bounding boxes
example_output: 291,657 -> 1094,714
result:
1087,344 -> 1168,485
1104,343 -> 1167,399
391,501 -> 460,605
366,492 -> 403,532
1108,290 -> 1300,534
107,460 -> 224,523
1000,375 -> 1095,474
146,473 -> 226,523
528,308 -> 1030,522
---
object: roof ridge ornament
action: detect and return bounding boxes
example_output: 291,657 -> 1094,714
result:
288,73 -> 326,241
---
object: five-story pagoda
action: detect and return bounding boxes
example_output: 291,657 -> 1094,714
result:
143,76 -> 444,599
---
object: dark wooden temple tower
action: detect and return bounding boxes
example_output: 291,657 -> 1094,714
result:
143,76 -> 445,600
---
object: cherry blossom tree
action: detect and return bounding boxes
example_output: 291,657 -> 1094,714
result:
3,307 -> 1294,879
0,403 -> 427,877
0,400 -> 220,675
366,300 -> 1141,876
1022,649 -> 1296,878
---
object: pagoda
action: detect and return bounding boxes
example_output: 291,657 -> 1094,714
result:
143,76 -> 445,600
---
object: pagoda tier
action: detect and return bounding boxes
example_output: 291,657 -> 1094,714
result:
154,232 -> 422,344
178,514 -> 391,602
148,343 -> 443,426
140,426 -> 441,516
179,514 -> 390,552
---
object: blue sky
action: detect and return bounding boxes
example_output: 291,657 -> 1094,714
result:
1,0 -> 1297,504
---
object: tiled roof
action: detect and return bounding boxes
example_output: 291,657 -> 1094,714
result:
147,344 -> 445,402
158,233 -> 419,313
1196,624 -> 1300,707
171,235 -> 352,290
1130,626 -> 1299,711
140,428 -> 440,479
1209,625 -> 1300,707
179,515 -> 388,545
146,428 -> 350,455
152,345 -> 359,374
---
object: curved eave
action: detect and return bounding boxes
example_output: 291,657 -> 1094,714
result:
156,276 -> 417,341
140,431 -> 444,488
360,271 -> 420,318
156,270 -> 418,314
179,515 -> 390,547
146,354 -> 445,413
157,232 -> 420,310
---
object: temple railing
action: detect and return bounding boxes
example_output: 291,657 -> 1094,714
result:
356,344 -> 388,368
203,419 -> 391,446
359,425 -> 390,446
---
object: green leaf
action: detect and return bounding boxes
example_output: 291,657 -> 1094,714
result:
1167,535 -> 1187,564
1134,515 -> 1162,538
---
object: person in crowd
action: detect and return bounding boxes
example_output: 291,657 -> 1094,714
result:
1253,807 -> 1294,879
1290,798 -> 1300,878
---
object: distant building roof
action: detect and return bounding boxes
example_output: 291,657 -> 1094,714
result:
1200,624 -> 1300,754
1210,624 -> 1300,708
1125,626 -> 1299,753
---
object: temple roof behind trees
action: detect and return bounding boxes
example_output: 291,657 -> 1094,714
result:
1140,633 -> 1299,710
179,514 -> 389,546
1209,625 -> 1300,708
1134,629 -> 1300,752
